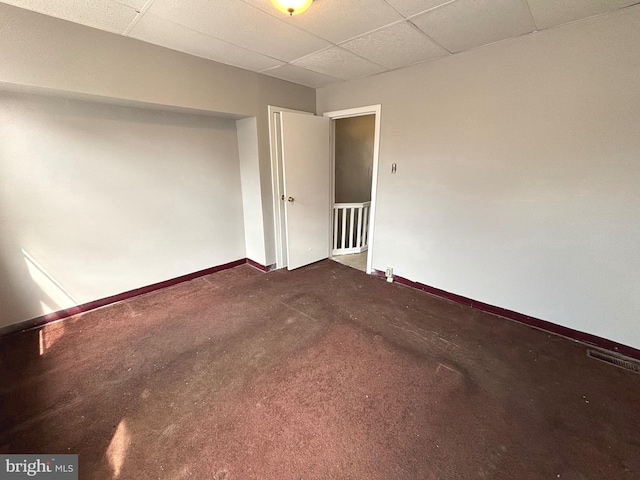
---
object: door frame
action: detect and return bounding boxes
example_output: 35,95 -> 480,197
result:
268,106 -> 314,269
323,105 -> 382,275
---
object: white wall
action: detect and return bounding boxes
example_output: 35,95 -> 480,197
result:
0,3 -> 317,328
0,91 -> 245,328
0,3 -> 316,269
334,115 -> 374,203
237,117 -> 267,266
317,6 -> 640,349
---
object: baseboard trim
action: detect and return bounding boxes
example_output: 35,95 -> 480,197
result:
373,270 -> 640,361
246,258 -> 277,272
7,261 -> 635,361
0,258 -> 252,338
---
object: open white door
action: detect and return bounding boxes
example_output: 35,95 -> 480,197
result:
280,111 -> 331,270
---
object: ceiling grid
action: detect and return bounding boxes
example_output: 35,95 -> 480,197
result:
1,0 -> 639,88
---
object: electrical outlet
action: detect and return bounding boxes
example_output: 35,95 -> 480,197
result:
385,267 -> 393,278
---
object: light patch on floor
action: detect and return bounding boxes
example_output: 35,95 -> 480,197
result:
331,252 -> 367,272
107,419 -> 131,478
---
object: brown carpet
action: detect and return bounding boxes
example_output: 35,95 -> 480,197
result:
1,260 -> 639,479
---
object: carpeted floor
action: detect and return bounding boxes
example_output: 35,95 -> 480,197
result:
1,260 -> 639,479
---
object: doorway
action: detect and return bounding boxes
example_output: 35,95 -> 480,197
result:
329,114 -> 376,273
324,105 -> 381,275
269,105 -> 381,274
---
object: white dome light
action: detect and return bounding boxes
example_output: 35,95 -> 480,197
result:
270,0 -> 313,16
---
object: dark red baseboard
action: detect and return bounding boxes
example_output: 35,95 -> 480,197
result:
374,270 -> 640,361
246,258 -> 277,272
5,260 -> 637,362
0,258 -> 266,338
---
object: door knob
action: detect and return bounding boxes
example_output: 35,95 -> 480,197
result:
287,196 -> 294,202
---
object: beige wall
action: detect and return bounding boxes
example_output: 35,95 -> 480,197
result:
317,6 -> 640,349
334,115 -> 374,203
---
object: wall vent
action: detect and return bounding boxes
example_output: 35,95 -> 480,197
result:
587,349 -> 640,374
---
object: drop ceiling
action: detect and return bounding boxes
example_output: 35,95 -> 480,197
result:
2,0 -> 638,88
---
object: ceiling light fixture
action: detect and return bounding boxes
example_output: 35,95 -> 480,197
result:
270,0 -> 313,16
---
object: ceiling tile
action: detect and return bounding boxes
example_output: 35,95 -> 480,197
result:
260,65 -> 341,88
341,21 -> 448,69
0,0 -> 139,33
292,47 -> 386,80
384,0 -> 454,17
526,0 -> 639,29
129,13 -> 284,72
411,0 -> 535,53
244,0 -> 402,43
118,0 -> 147,9
149,0 -> 331,62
